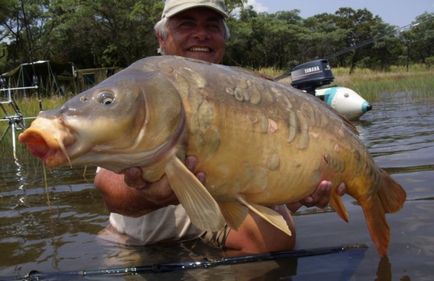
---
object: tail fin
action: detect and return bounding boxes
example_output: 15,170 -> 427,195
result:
360,171 -> 406,256
378,169 -> 406,213
360,195 -> 389,256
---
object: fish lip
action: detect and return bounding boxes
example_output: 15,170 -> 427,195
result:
18,125 -> 76,167
19,130 -> 58,166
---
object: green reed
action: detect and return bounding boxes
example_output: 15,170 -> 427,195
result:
0,93 -> 99,190
259,65 -> 434,102
335,71 -> 434,101
0,96 -> 70,149
0,95 -> 73,176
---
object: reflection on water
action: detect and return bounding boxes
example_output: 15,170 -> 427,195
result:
358,92 -> 434,168
375,256 -> 392,281
0,91 -> 434,280
357,92 -> 434,202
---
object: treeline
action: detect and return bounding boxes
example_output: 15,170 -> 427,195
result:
0,0 -> 433,73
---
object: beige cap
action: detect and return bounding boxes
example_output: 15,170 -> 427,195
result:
161,0 -> 228,19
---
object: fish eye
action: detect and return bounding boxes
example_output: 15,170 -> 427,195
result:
344,93 -> 349,98
97,92 -> 115,105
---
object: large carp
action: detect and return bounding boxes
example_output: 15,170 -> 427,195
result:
19,56 -> 406,256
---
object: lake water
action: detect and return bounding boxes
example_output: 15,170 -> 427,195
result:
0,90 -> 433,280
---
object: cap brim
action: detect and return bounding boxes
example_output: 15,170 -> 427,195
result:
164,4 -> 228,18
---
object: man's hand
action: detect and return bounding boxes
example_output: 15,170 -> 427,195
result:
121,156 -> 205,203
122,166 -> 177,206
286,181 -> 346,213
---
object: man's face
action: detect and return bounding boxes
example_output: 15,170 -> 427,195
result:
158,8 -> 226,64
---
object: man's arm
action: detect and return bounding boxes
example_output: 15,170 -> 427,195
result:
94,169 -> 176,216
94,156 -> 201,217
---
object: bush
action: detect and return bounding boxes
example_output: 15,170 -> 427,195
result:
425,56 -> 434,68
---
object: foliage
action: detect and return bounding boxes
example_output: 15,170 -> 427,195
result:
404,13 -> 434,64
0,42 -> 7,70
225,7 -> 306,69
426,56 -> 434,68
226,6 -> 433,72
0,1 -> 433,75
41,0 -> 166,67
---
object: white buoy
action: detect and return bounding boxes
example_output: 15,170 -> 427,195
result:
315,86 -> 372,120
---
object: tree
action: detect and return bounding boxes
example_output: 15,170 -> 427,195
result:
363,22 -> 401,70
402,12 -> 434,65
331,8 -> 387,73
225,7 -> 306,68
42,0 -> 163,68
301,13 -> 347,64
0,0 -> 48,67
0,1 -> 432,74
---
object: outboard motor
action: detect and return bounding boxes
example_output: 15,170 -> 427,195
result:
290,59 -> 334,95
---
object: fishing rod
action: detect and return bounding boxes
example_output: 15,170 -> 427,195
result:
273,21 -> 421,81
2,244 -> 367,281
326,22 -> 421,61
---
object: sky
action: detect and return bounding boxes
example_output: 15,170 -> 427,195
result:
245,0 -> 434,28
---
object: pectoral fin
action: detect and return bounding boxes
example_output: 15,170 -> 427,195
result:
164,156 -> 225,231
236,196 -> 292,236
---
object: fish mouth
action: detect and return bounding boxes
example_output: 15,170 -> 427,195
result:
18,118 -> 75,167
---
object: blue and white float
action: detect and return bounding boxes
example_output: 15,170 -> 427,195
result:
315,86 -> 372,120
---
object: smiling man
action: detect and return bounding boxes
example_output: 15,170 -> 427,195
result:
154,0 -> 229,63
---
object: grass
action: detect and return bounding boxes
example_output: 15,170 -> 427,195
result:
258,64 -> 434,102
18,95 -> 71,117
0,95 -> 72,148
334,68 -> 434,101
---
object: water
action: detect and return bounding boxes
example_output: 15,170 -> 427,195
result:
0,91 -> 433,280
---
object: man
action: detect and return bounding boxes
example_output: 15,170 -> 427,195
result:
95,0 -> 346,253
